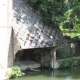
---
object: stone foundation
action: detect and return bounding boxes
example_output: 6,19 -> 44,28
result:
15,61 -> 41,71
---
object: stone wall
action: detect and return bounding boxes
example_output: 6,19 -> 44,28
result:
0,28 -> 12,69
0,0 -> 65,79
8,29 -> 14,68
0,28 -> 13,79
0,0 -> 13,79
56,41 -> 80,59
15,48 -> 51,68
12,0 -> 65,51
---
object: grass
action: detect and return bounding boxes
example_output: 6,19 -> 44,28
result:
60,24 -> 80,38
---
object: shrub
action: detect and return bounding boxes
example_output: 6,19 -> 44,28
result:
27,0 -> 80,27
6,66 -> 25,79
60,59 -> 78,69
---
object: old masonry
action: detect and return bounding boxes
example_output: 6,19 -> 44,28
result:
0,0 -> 65,79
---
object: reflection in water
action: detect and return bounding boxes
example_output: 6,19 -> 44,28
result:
65,76 -> 73,80
10,67 -> 80,80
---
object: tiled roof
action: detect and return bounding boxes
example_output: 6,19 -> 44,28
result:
12,0 -> 65,49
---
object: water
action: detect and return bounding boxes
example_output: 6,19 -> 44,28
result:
10,67 -> 80,80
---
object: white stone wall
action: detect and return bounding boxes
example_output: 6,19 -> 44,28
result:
0,28 -> 11,68
0,28 -> 13,79
0,0 -> 8,27
0,0 -> 13,68
0,0 -> 13,79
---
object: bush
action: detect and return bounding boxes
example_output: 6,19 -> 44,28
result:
27,0 -> 80,27
6,66 -> 25,79
60,59 -> 78,69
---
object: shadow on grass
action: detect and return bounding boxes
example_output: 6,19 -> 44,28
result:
61,29 -> 78,33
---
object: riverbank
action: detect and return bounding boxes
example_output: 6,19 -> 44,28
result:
10,66 -> 80,80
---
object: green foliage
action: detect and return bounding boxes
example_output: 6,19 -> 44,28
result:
60,23 -> 80,38
27,0 -> 80,39
6,66 -> 25,79
27,0 -> 80,27
60,59 -> 78,69
57,48 -> 68,59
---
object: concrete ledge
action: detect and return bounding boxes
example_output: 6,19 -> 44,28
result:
15,61 -> 41,71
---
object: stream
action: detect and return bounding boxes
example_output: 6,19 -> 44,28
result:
10,67 -> 80,80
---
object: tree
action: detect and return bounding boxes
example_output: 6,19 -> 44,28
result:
27,0 -> 80,27
27,0 -> 80,39
27,0 -> 65,26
